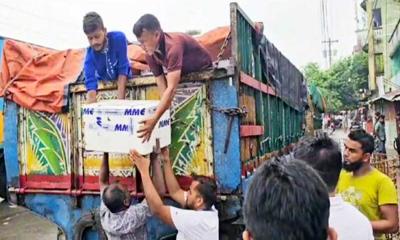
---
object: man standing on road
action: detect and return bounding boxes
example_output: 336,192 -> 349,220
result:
294,136 -> 374,240
343,111 -> 349,133
375,115 -> 386,154
337,130 -> 399,239
83,12 -> 131,103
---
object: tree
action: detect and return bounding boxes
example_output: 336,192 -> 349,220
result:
185,30 -> 201,36
303,52 -> 368,112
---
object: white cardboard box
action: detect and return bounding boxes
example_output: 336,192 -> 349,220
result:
82,100 -> 171,155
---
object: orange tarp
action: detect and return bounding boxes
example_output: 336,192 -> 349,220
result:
128,44 -> 149,71
0,40 -> 85,113
197,26 -> 231,61
0,27 -> 231,113
127,26 -> 231,66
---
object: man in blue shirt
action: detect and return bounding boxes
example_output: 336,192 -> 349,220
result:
83,12 -> 131,103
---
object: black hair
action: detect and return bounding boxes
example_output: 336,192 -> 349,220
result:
83,12 -> 104,34
133,14 -> 162,38
192,175 -> 217,210
293,136 -> 342,192
102,185 -> 127,213
243,157 -> 330,240
348,129 -> 374,154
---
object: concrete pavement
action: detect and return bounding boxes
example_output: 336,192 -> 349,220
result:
0,198 -> 61,240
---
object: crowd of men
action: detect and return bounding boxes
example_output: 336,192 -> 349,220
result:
82,10 -> 400,240
84,11 -> 217,240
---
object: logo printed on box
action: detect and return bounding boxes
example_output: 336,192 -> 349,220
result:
114,124 -> 129,132
96,117 -> 102,127
83,101 -> 170,154
83,108 -> 94,115
124,108 -> 146,116
159,119 -> 170,128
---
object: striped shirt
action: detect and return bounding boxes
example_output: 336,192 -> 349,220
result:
100,191 -> 150,240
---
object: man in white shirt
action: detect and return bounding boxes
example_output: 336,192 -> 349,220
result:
293,136 -> 374,240
130,147 -> 218,240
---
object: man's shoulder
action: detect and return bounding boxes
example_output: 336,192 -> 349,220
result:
126,201 -> 149,213
108,31 -> 127,45
108,31 -> 126,39
101,201 -> 150,222
332,200 -> 369,221
338,170 -> 352,181
170,206 -> 219,232
85,46 -> 95,59
370,168 -> 392,182
170,206 -> 218,222
330,200 -> 372,232
165,32 -> 197,45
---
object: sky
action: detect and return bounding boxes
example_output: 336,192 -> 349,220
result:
0,0 -> 358,69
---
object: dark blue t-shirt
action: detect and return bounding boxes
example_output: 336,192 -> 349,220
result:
84,31 -> 131,91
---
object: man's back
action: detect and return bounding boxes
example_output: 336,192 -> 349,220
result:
169,206 -> 219,240
337,168 -> 398,221
329,196 -> 374,240
146,32 -> 212,76
375,122 -> 386,140
100,198 -> 150,240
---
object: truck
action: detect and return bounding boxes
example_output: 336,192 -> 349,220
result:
0,3 -> 307,239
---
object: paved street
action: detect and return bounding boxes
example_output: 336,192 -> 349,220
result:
329,128 -> 347,149
0,198 -> 60,240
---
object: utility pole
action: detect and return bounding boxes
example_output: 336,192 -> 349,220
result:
320,0 -> 339,68
322,38 -> 339,67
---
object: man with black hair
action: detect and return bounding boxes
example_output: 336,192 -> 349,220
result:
99,152 -> 165,240
375,115 -> 387,154
132,14 -> 212,142
242,157 -> 337,240
337,129 -> 399,238
294,136 -> 373,239
130,147 -> 218,240
83,12 -> 131,103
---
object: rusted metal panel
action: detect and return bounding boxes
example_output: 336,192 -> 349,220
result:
240,125 -> 264,137
233,0 -> 305,180
239,90 -> 256,124
210,78 -> 241,192
69,69 -> 231,93
240,72 -> 276,96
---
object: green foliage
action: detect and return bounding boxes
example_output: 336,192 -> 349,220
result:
27,112 -> 68,175
303,52 -> 368,112
185,30 -> 201,36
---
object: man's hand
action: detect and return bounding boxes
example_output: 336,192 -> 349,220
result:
99,152 -> 109,191
117,74 -> 128,100
87,90 -> 97,104
137,117 -> 158,143
130,149 -> 150,174
161,147 -> 171,164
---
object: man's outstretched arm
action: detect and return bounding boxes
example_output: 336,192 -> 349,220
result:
99,153 -> 110,191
